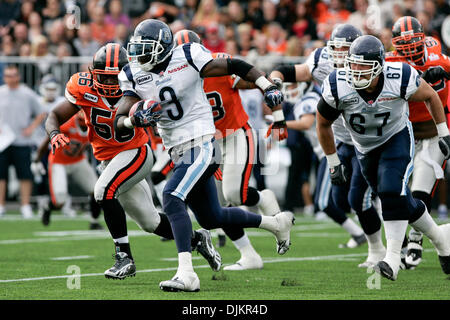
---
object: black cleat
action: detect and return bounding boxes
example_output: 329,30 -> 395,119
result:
339,233 -> 367,248
41,207 -> 51,226
89,222 -> 103,230
438,255 -> 450,274
374,261 -> 397,281
104,252 -> 136,280
193,229 -> 222,272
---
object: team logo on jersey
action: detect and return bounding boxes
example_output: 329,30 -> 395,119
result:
378,97 -> 396,102
83,92 -> 98,103
168,63 -> 188,74
155,77 -> 171,86
343,97 -> 359,105
428,53 -> 439,61
136,74 -> 153,85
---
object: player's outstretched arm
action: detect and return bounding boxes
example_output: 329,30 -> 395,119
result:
286,114 -> 315,132
269,64 -> 312,86
113,95 -> 141,133
45,100 -> 79,154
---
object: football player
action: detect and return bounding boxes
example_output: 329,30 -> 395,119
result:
173,29 -> 283,271
45,43 -> 221,280
33,110 -> 102,228
316,35 -> 450,281
386,16 -> 450,269
114,19 -> 294,292
270,24 -> 385,267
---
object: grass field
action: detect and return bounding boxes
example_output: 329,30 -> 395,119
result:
0,211 -> 449,300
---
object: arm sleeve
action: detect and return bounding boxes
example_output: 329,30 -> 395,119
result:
317,96 -> 341,121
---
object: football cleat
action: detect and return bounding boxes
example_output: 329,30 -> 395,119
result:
405,229 -> 423,269
193,229 -> 222,272
374,260 -> 398,281
358,247 -> 386,268
257,189 -> 281,216
216,234 -> 226,248
104,252 -> 136,280
223,255 -> 264,271
89,222 -> 103,230
437,224 -> 450,274
272,211 -> 295,255
339,234 -> 367,249
41,205 -> 51,226
159,271 -> 200,292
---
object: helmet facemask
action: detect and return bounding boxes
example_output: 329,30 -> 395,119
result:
91,67 -> 122,98
327,37 -> 352,67
392,31 -> 425,64
344,54 -> 383,90
127,31 -> 174,72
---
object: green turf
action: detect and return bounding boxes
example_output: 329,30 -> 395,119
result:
0,212 -> 449,300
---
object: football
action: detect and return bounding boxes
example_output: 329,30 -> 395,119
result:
129,100 -> 162,117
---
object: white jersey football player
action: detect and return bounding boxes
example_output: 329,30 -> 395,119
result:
114,19 -> 294,292
316,35 -> 450,281
270,24 -> 383,264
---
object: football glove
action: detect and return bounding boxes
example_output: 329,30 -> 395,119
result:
421,66 -> 450,84
264,85 -> 284,108
133,101 -> 163,128
439,135 -> 450,160
329,163 -> 349,185
266,121 -> 288,141
50,132 -> 70,154
30,161 -> 46,176
272,77 -> 283,90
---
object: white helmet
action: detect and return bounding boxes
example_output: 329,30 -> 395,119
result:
39,74 -> 60,101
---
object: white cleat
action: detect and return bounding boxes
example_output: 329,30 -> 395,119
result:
272,211 -> 295,255
358,248 -> 386,268
223,255 -> 264,271
159,270 -> 200,292
257,189 -> 281,216
20,205 -> 34,219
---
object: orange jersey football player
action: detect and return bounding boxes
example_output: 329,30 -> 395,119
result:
385,16 -> 450,269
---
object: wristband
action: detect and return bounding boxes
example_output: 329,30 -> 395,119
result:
437,122 -> 449,137
272,109 -> 285,122
124,117 -> 134,129
255,76 -> 273,91
326,152 -> 341,167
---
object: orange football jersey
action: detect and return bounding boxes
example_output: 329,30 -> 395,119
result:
145,126 -> 163,151
203,52 -> 249,138
48,115 -> 89,164
386,37 -> 450,123
65,72 -> 148,161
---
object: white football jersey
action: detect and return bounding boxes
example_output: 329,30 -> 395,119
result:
119,42 -> 216,149
322,62 -> 421,154
239,88 -> 265,130
293,87 -> 325,160
305,46 -> 353,145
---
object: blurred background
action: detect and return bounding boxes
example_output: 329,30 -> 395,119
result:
0,0 -> 449,219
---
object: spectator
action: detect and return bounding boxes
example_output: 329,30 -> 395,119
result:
228,1 -> 244,26
90,5 -> 115,45
317,0 -> 351,40
346,0 -> 369,32
291,0 -> 317,41
147,1 -> 180,24
0,0 -> 21,27
425,0 -> 448,41
17,0 -> 34,25
28,12 -> 43,42
246,32 -> 277,73
225,39 -> 239,56
0,64 -> 46,218
41,0 -> 65,36
13,23 -> 29,54
48,19 -> 66,56
285,36 -> 303,57
192,0 -> 219,29
19,42 -> 41,89
245,0 -> 264,30
236,22 -> 253,56
31,34 -> 54,75
169,20 -> 187,36
105,0 -> 131,29
177,0 -> 198,28
73,23 -> 100,57
277,0 -> 296,30
266,22 -> 287,55
380,27 -> 394,53
261,0 -> 277,25
1,34 -> 17,56
202,22 -> 226,53
52,43 -> 72,83
113,23 -> 130,48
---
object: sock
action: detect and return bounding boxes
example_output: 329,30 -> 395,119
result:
102,199 -> 128,240
153,213 -> 174,239
232,234 -> 259,259
89,194 -> 102,220
258,215 -> 278,232
341,218 -> 364,236
411,211 -> 450,256
243,188 -> 261,207
178,251 -> 194,273
113,237 -> 133,260
383,220 -> 408,269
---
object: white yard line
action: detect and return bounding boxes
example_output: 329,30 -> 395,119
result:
0,250 -> 435,283
50,255 -> 94,261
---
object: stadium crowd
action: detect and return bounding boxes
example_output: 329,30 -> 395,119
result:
0,0 -> 450,220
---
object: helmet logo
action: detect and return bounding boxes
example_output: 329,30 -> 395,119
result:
105,67 -> 119,71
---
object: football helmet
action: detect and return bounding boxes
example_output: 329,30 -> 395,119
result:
327,24 -> 363,67
173,29 -> 202,47
344,35 -> 385,90
39,74 -> 61,101
91,43 -> 128,98
282,82 -> 309,104
392,16 -> 425,64
127,19 -> 174,72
